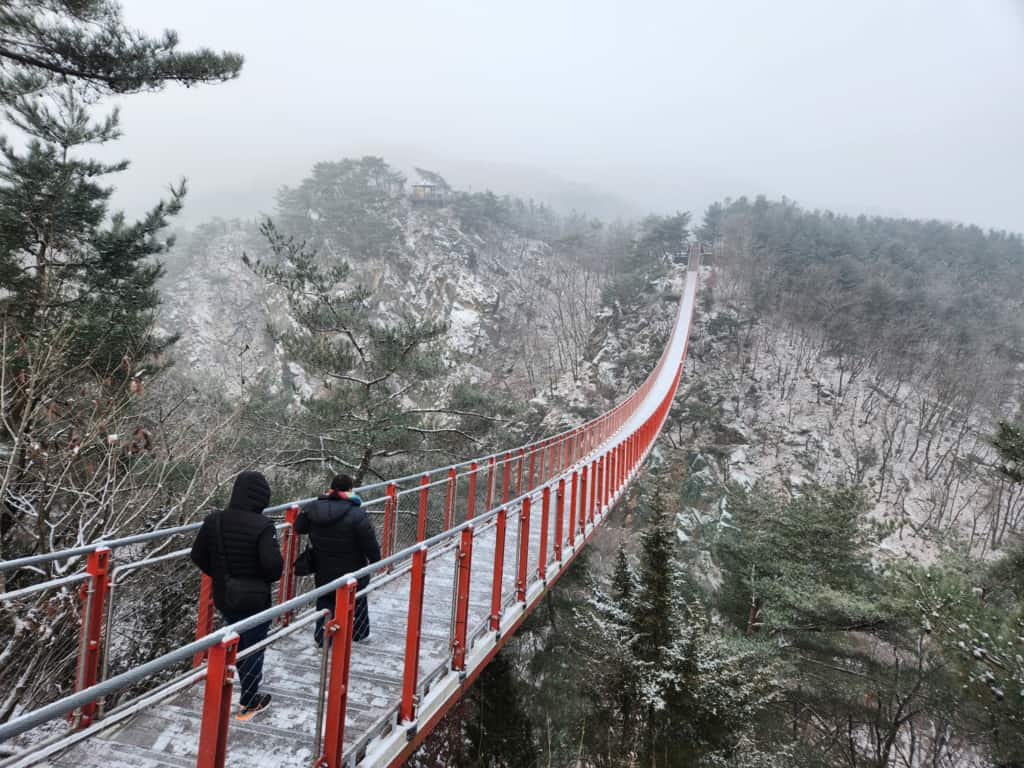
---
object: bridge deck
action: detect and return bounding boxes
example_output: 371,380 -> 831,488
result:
53,505 -> 542,767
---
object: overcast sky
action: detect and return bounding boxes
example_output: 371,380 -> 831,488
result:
104,0 -> 1024,232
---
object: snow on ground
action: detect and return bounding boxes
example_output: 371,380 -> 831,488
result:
678,267 -> 1020,563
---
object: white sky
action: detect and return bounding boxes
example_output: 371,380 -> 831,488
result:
102,0 -> 1024,232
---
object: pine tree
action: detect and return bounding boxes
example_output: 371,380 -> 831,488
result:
574,498 -> 775,767
0,0 -> 242,101
0,1 -> 241,719
466,653 -> 538,768
250,219 -> 496,491
629,494 -> 775,767
274,156 -> 406,261
993,419 -> 1024,484
717,481 -> 881,636
575,551 -> 640,763
0,92 -> 179,373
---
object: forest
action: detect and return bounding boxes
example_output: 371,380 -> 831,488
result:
411,200 -> 1024,768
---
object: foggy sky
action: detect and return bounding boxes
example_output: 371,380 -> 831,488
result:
101,0 -> 1024,233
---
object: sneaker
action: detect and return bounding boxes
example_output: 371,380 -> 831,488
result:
235,693 -> 271,721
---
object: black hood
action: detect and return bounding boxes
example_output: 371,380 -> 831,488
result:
308,495 -> 359,525
227,471 -> 271,514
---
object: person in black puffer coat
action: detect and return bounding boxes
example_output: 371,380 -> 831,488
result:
295,473 -> 381,645
190,470 -> 283,719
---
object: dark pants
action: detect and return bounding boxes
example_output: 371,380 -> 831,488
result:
221,613 -> 271,707
314,592 -> 370,647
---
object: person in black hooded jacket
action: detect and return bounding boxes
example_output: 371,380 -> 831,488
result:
294,473 -> 381,645
190,470 -> 282,719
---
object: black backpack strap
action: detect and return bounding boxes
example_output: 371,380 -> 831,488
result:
211,510 -> 233,577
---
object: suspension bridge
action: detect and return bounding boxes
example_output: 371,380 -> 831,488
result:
0,262 -> 699,768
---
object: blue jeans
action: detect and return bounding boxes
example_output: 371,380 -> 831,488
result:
314,593 -> 370,647
221,613 -> 271,707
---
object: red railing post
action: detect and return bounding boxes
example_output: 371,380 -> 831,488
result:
486,456 -> 497,510
528,444 -> 537,491
196,633 -> 239,768
467,462 -> 478,520
444,467 -> 457,529
579,465 -> 589,536
516,497 -> 531,602
599,455 -> 606,511
516,448 -> 525,497
278,504 -> 300,626
417,474 -> 429,542
193,573 -> 216,668
383,482 -> 398,562
548,441 -> 557,482
607,449 -> 614,499
451,526 -> 474,671
318,580 -> 357,768
502,452 -> 512,504
539,487 -> 550,582
605,451 -> 612,508
72,547 -> 110,728
400,546 -> 428,724
568,471 -> 578,548
554,478 -> 565,563
490,508 -> 508,631
590,459 -> 598,523
613,444 -> 620,492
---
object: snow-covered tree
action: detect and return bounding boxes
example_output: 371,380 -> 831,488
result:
575,498 -> 775,767
0,0 -> 241,101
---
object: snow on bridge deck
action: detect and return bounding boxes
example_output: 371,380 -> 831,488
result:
52,509 -> 539,767
47,269 -> 698,768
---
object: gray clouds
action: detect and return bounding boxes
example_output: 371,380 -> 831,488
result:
104,0 -> 1024,232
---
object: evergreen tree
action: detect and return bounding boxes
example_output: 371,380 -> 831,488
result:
717,482 -> 881,636
630,495 -> 775,767
0,0 -> 242,101
0,92 -> 179,374
912,555 -> 1024,766
466,653 -> 538,768
993,419 -> 1024,484
250,218 -> 510,497
0,1 -> 241,718
632,211 -> 690,269
274,156 -> 406,261
575,549 -> 640,764
574,498 -> 774,767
